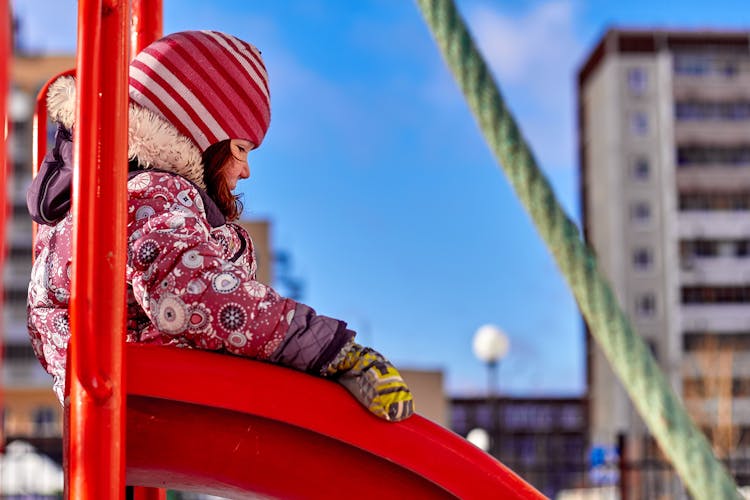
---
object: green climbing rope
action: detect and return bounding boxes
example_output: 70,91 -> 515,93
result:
414,1 -> 740,498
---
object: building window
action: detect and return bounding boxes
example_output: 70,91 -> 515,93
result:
677,146 -> 750,167
630,111 -> 649,136
722,60 -> 739,78
4,343 -> 38,363
631,202 -> 651,223
675,101 -> 750,121
683,332 -> 750,352
627,67 -> 647,95
674,54 -> 711,76
559,405 -> 582,430
33,407 -> 58,437
682,286 -> 750,304
635,293 -> 656,317
679,192 -> 750,211
632,157 -> 650,181
633,248 -> 652,270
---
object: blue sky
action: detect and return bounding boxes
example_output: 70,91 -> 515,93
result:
11,0 -> 750,396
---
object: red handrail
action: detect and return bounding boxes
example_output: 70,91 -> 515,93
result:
130,0 -> 163,57
67,0 -> 128,497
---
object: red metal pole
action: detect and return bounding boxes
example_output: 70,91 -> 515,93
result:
130,2 -> 165,496
68,0 -> 128,497
130,0 -> 163,57
133,487 -> 167,500
0,0 -> 11,461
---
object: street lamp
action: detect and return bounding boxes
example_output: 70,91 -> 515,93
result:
466,427 -> 491,452
472,324 -> 510,457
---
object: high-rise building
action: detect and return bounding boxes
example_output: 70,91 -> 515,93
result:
578,28 -> 750,484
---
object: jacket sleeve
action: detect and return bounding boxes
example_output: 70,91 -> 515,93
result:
26,124 -> 74,225
126,172 -> 351,367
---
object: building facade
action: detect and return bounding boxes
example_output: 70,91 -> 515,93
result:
578,28 -> 750,481
451,396 -> 587,498
5,54 -> 78,453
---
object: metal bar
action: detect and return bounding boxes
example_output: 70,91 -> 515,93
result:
0,0 -> 11,455
68,0 -> 128,496
133,486 -> 167,500
129,1 -> 164,497
130,0 -> 163,57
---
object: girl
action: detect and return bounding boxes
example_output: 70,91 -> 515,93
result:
26,30 -> 413,422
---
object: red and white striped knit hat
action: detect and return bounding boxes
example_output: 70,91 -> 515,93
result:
129,30 -> 270,152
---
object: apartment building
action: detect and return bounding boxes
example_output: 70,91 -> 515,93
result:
578,29 -> 750,487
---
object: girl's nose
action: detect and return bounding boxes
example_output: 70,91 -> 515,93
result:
241,162 -> 250,179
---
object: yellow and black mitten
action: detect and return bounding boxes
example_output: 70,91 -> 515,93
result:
325,341 -> 414,422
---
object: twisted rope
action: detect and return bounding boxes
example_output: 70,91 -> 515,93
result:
414,1 -> 740,498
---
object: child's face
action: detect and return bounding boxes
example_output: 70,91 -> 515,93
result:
225,139 -> 254,190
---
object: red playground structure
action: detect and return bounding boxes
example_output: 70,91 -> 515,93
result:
1,1 -> 545,498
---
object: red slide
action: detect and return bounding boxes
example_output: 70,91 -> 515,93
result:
125,344 -> 545,499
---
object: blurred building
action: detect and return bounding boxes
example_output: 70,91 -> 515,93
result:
401,368 -> 448,426
5,53 -> 77,459
578,28 -> 750,488
450,396 -> 587,498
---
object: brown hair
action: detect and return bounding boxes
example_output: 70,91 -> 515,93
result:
202,139 -> 244,221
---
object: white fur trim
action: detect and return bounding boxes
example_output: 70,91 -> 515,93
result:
47,76 -> 76,130
46,76 -> 206,189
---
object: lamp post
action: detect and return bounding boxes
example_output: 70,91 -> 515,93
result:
472,324 -> 509,457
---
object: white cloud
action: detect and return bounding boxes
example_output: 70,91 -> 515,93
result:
467,0 -> 580,90
448,0 -> 586,170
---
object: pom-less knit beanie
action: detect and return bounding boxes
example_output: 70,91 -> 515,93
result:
129,30 -> 271,152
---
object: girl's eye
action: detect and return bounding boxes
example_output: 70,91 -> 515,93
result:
237,146 -> 246,152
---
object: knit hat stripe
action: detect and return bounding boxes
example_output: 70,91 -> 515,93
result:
208,31 -> 270,99
128,30 -> 272,152
185,32 -> 270,136
129,68 -> 213,150
199,32 -> 271,132
133,54 -> 229,146
136,48 -> 247,146
166,34 -> 266,144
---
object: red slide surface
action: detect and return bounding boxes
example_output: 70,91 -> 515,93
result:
125,344 -> 545,499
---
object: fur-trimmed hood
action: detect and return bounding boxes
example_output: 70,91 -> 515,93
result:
47,75 -> 206,189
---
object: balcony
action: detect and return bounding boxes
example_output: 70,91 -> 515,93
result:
675,121 -> 750,145
684,397 -> 750,426
677,167 -> 750,191
681,304 -> 750,332
683,352 -> 750,378
673,71 -> 750,101
681,257 -> 750,285
678,211 -> 750,239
